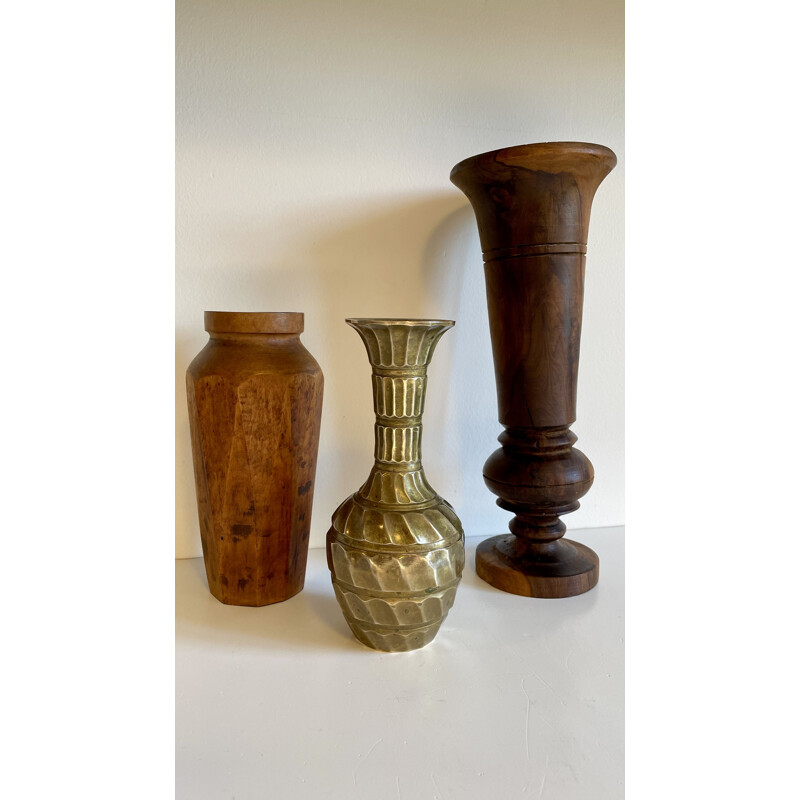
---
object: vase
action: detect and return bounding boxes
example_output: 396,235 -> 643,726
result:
326,319 -> 465,651
186,311 -> 324,606
450,142 -> 617,598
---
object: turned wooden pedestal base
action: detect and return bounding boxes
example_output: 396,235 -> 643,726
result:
475,536 -> 599,599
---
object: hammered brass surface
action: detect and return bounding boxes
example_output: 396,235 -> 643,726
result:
326,319 -> 465,652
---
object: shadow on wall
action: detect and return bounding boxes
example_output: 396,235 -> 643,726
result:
176,331 -> 202,557
176,194 -> 499,555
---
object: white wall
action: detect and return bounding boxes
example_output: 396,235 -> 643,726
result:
176,0 -> 624,558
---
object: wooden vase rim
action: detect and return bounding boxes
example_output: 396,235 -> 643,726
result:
204,311 -> 304,335
450,141 -> 617,178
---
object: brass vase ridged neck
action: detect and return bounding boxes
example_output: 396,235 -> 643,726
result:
326,319 -> 465,652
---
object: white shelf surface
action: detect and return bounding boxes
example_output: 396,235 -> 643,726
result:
177,526 -> 624,799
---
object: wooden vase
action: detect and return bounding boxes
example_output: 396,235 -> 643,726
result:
450,142 -> 616,598
186,311 -> 324,606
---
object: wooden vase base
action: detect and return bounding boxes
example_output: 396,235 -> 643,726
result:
207,583 -> 304,607
475,535 -> 599,598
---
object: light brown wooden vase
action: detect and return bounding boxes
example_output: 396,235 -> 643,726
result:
451,142 -> 616,599
186,311 -> 324,606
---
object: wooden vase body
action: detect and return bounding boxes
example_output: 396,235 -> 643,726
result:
450,142 -> 616,598
186,312 -> 324,606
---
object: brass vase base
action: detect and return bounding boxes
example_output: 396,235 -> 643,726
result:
336,580 -> 459,653
346,622 -> 443,653
475,535 -> 599,599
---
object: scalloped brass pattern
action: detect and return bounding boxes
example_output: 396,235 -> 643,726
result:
327,319 -> 464,652
359,468 -> 437,504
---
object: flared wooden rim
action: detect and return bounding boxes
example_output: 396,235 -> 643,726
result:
450,141 -> 617,179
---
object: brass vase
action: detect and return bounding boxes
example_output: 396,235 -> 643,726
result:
326,319 -> 465,652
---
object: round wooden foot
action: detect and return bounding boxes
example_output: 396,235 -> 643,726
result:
475,535 -> 599,598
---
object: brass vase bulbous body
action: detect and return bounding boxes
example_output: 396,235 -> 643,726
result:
326,319 -> 465,652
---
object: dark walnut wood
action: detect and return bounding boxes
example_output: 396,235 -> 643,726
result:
186,311 -> 324,606
451,142 -> 617,598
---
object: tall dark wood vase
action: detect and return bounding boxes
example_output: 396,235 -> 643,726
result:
186,311 -> 324,606
450,142 -> 617,598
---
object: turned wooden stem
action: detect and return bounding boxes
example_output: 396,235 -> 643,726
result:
451,142 -> 616,598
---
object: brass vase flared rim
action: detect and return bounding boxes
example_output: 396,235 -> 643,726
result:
345,317 -> 455,327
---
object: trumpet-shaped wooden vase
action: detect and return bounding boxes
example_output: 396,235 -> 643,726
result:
451,142 -> 617,598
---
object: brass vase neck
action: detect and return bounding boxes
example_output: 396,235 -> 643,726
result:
346,318 -> 454,505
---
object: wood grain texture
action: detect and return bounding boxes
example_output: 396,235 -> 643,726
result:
451,142 -> 616,598
186,312 -> 323,606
